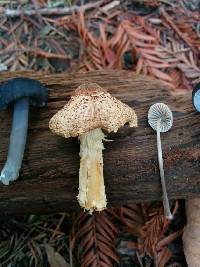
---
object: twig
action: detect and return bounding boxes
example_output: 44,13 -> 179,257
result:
100,0 -> 120,13
136,251 -> 144,267
0,1 -> 104,17
0,46 -> 69,59
49,213 -> 66,242
159,0 -> 175,7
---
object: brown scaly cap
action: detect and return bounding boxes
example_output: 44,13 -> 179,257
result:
49,83 -> 137,138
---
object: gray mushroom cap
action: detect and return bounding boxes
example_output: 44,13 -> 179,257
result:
0,77 -> 48,110
148,103 -> 173,133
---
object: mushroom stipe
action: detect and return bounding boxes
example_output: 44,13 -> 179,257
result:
0,78 -> 48,185
49,83 -> 137,213
148,103 -> 173,220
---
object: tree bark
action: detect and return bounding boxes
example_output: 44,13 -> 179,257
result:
0,70 -> 198,214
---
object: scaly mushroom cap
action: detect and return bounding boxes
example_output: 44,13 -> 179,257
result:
49,83 -> 137,138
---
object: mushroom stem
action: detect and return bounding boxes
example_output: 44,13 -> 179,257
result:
0,97 -> 29,185
78,128 -> 107,213
157,119 -> 173,220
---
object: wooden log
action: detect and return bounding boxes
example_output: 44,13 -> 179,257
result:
0,70 -> 198,214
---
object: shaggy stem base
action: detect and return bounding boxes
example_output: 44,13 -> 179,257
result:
78,128 -> 107,213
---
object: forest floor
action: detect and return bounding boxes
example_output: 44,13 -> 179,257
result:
0,0 -> 199,266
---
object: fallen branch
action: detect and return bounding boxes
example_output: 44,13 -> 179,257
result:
0,1 -> 104,17
0,70 -> 198,214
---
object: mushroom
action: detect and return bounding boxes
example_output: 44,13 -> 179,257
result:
49,82 -> 137,213
148,103 -> 173,220
192,82 -> 200,112
0,77 -> 48,185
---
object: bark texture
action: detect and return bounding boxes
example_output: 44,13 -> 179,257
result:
0,70 -> 198,214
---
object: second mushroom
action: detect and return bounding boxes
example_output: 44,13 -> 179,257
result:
49,83 -> 137,213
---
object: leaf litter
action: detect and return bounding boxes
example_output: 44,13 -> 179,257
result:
0,0 -> 198,266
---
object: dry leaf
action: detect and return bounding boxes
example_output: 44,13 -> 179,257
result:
70,211 -> 119,267
120,202 -> 182,266
45,244 -> 70,267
